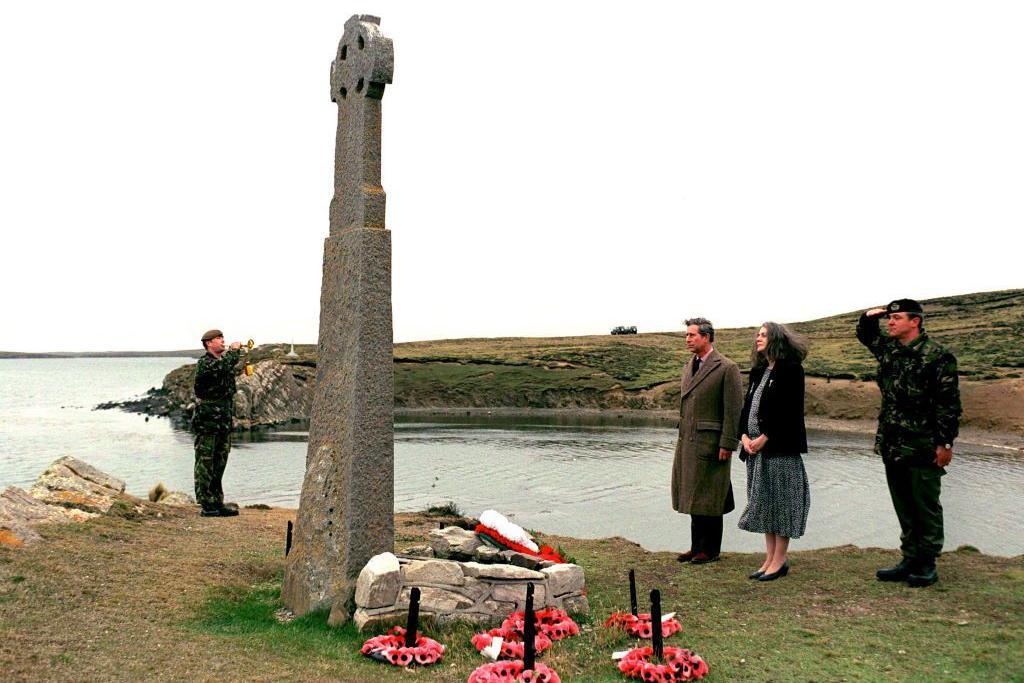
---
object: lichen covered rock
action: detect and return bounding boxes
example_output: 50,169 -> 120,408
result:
30,456 -> 126,514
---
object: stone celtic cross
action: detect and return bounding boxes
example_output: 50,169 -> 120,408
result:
282,14 -> 395,624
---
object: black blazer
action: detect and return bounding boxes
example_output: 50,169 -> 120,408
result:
738,360 -> 808,455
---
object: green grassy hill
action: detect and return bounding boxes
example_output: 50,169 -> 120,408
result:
146,289 -> 1023,433
389,289 -> 1023,408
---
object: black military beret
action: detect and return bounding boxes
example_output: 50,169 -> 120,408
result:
885,299 -> 924,316
201,329 -> 224,342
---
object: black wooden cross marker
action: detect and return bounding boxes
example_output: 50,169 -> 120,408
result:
650,589 -> 663,661
628,568 -> 638,616
523,583 -> 537,671
285,520 -> 293,556
404,587 -> 421,647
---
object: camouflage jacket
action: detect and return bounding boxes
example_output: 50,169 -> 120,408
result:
856,313 -> 961,464
192,349 -> 240,434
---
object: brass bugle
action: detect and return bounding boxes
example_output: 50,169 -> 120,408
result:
243,339 -> 255,376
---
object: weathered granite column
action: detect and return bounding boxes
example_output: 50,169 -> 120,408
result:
282,14 -> 395,623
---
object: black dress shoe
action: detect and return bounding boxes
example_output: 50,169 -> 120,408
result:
676,550 -> 697,563
748,570 -> 765,580
690,552 -> 720,565
758,562 -> 789,582
907,562 -> 938,587
876,558 -> 914,582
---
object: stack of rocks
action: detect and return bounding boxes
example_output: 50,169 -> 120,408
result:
353,529 -> 588,632
410,525 -> 558,569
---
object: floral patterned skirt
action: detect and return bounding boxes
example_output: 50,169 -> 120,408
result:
738,453 -> 810,538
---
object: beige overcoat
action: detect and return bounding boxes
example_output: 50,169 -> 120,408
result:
671,349 -> 743,516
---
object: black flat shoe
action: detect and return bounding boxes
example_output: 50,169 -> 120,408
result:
758,562 -> 790,582
748,570 -> 765,580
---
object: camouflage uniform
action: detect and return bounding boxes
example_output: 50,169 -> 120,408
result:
192,349 -> 240,511
856,313 -> 961,564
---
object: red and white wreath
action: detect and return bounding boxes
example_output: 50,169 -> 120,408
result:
472,626 -> 553,660
360,626 -> 444,667
605,611 -> 683,639
501,607 -> 580,642
616,646 -> 709,682
475,510 -> 565,564
467,661 -> 561,683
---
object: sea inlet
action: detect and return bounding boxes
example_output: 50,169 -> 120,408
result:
2,357 -> 1022,555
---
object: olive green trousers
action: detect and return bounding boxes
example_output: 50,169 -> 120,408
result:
884,460 -> 945,563
194,432 -> 231,510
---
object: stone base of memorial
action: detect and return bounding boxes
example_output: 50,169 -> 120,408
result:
352,547 -> 587,632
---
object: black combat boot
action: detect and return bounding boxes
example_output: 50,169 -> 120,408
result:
876,557 -> 914,582
907,560 -> 938,587
200,506 -> 239,517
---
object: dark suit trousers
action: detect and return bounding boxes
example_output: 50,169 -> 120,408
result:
691,514 -> 723,557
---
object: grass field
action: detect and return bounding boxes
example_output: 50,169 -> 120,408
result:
1,506 -> 1022,682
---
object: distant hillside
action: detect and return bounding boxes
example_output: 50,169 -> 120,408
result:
108,289 -> 1024,437
0,350 -> 201,359
392,288 -> 1024,400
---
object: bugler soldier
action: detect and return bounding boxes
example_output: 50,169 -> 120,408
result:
193,329 -> 242,517
857,299 -> 961,586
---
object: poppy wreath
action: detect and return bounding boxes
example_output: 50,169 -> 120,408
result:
501,607 -> 580,642
475,510 -> 566,563
471,626 -> 553,660
474,524 -> 565,563
605,612 -> 683,639
617,646 -> 709,682
359,626 -> 445,667
467,660 -> 561,683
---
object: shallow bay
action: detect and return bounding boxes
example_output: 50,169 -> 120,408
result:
2,358 -> 1022,555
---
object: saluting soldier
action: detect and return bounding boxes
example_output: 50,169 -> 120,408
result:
857,299 -> 961,587
193,329 -> 242,517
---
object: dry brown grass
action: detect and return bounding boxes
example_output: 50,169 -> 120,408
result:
2,508 -> 1022,682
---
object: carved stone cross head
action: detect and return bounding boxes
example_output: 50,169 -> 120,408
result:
331,15 -> 394,102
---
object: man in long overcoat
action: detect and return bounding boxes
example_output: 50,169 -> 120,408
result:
672,317 -> 743,563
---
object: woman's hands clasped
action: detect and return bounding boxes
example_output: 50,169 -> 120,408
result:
741,433 -> 768,456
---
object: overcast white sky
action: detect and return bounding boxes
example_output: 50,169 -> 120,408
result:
1,2 -> 1021,352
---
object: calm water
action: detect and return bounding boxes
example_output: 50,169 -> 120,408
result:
2,358 -> 1023,556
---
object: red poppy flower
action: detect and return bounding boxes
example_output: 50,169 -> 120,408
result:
617,646 -> 709,682
467,660 -> 561,683
605,612 -> 683,639
501,607 -> 580,641
472,626 -> 553,659
360,626 -> 445,667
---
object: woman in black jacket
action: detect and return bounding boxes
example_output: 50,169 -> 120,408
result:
738,322 -> 811,581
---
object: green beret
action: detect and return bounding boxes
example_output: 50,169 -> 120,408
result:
201,329 -> 223,343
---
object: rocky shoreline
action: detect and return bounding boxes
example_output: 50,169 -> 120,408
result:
0,456 -> 195,548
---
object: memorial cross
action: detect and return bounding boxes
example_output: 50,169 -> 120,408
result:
282,14 -> 395,624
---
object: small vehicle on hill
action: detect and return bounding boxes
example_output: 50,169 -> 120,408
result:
611,325 -> 637,335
